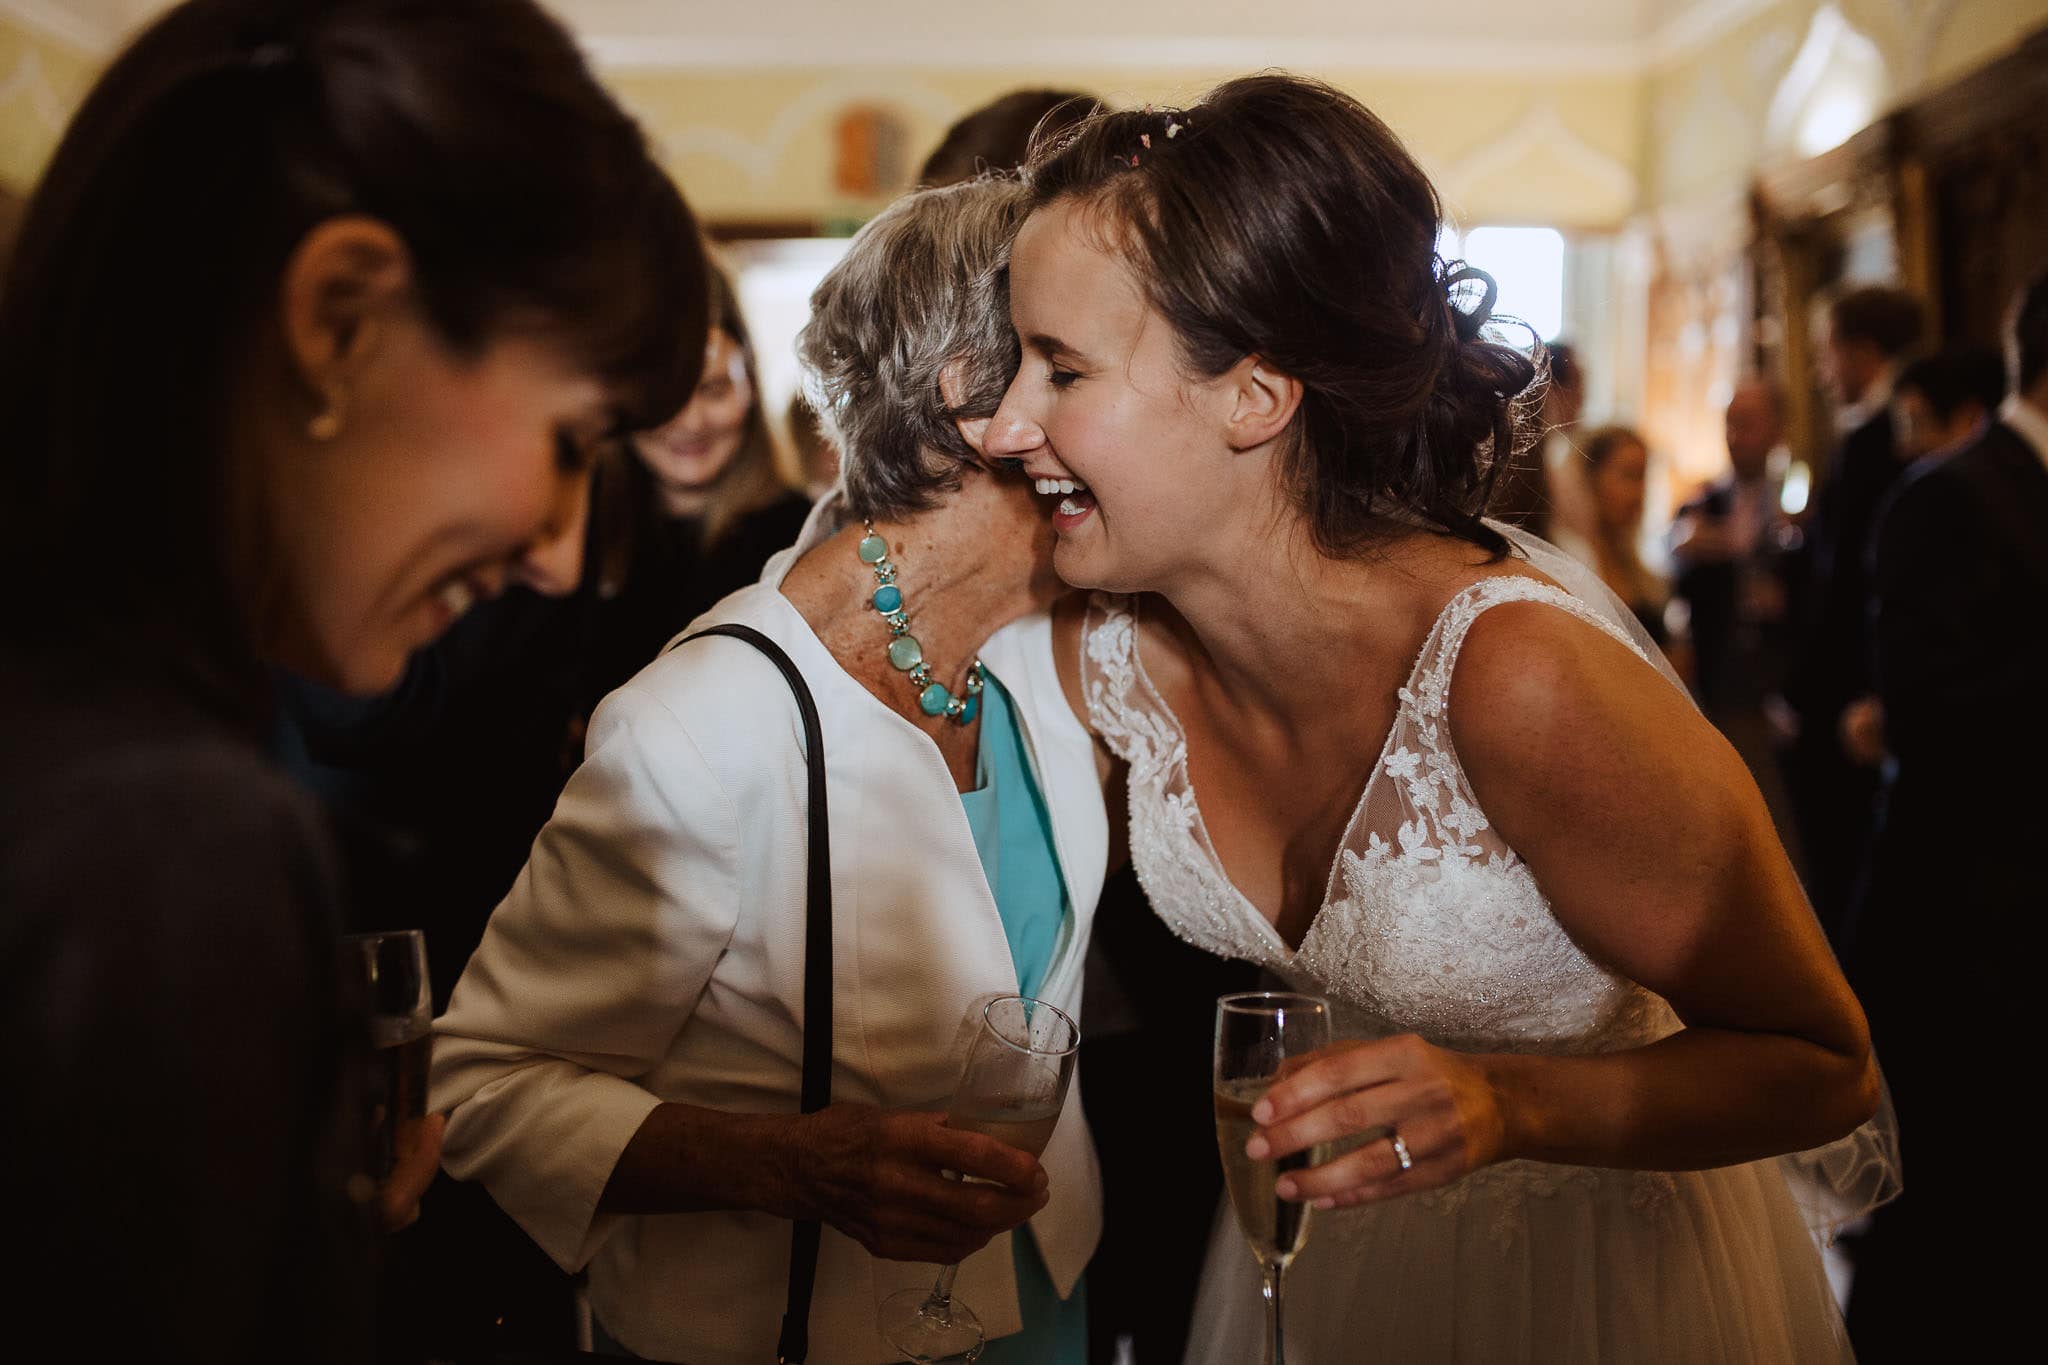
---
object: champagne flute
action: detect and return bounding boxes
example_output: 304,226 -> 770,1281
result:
344,929 -> 431,1179
1215,991 -> 1333,1365
879,994 -> 1080,1363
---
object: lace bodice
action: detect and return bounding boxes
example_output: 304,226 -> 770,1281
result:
1083,574 -> 1681,1057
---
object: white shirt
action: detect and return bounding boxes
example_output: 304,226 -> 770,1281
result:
431,500 -> 1108,1364
1835,364 -> 1898,436
2000,393 -> 2048,471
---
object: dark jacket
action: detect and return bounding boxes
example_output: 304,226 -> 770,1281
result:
1,637 -> 372,1363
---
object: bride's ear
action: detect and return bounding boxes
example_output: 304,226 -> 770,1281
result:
1222,355 -> 1301,452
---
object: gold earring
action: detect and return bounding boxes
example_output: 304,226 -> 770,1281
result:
308,384 -> 347,442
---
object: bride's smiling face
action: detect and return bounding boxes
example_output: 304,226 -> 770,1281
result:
989,198 -> 1246,593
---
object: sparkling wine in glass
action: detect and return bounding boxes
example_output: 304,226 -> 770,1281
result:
1215,991 -> 1333,1365
879,994 -> 1079,1363
345,929 -> 431,1179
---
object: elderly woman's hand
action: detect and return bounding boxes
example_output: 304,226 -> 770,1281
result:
794,1103 -> 1050,1264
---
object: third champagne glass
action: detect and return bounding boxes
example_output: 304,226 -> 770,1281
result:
344,928 -> 432,1179
1215,991 -> 1333,1365
879,994 -> 1079,1363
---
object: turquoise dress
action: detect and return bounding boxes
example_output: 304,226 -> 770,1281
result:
958,672 -> 1088,1365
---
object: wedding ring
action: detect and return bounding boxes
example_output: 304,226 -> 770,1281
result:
1389,1131 -> 1414,1173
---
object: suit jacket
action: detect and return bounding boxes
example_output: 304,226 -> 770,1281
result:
1789,409 -> 1903,725
1671,472 -> 1792,710
1857,421 -> 2048,1025
431,502 -> 1109,1365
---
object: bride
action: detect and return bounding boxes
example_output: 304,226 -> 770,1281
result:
989,75 -> 1895,1361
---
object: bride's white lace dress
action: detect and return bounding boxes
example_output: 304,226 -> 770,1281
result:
1082,566 -> 1862,1363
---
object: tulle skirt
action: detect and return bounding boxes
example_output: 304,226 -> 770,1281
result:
1185,1157 -> 1852,1364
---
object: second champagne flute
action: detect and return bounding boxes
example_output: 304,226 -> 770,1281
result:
878,994 -> 1079,1363
1215,991 -> 1333,1365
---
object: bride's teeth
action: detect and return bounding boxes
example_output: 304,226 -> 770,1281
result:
1058,495 -> 1085,516
1035,478 -> 1056,495
1057,480 -> 1076,495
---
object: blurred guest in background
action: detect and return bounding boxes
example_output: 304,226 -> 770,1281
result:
1781,285 -> 1923,938
1844,272 -> 2048,1360
0,1 -> 703,1362
1889,345 -> 2008,466
587,268 -> 812,711
1536,339 -> 1592,543
1556,425 -> 1673,649
1832,345 -> 2009,770
1671,380 -> 1801,848
921,87 -> 1094,186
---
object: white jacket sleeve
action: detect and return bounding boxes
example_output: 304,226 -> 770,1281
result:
429,680 -> 740,1272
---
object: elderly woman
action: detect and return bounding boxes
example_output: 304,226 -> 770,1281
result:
431,175 -> 1105,1365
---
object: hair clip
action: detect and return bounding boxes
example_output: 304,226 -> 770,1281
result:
1140,133 -> 1152,149
1166,122 -> 1182,138
1130,154 -> 1141,167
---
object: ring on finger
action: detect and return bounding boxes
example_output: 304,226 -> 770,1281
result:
1388,1130 -> 1414,1173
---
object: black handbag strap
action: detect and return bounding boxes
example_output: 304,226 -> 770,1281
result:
672,624 -> 832,1364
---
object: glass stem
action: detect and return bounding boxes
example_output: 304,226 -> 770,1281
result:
1261,1260 -> 1286,1365
921,1263 -> 963,1322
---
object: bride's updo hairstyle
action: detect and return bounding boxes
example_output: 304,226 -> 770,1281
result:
1025,74 -> 1537,557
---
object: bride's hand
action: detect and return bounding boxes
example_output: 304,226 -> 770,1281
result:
1245,1034 -> 1507,1209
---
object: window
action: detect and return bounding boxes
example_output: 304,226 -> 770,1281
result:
1437,224 -> 1567,343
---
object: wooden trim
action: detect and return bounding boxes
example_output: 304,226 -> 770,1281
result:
704,218 -> 827,243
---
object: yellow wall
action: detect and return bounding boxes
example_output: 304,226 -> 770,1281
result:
5,2 -> 2042,221
1,12 -> 1642,229
0,14 -> 97,194
611,64 -> 1644,230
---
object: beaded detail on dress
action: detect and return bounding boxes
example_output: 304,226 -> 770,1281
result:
1081,575 -> 1683,1059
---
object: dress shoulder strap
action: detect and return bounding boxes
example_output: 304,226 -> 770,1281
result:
1405,576 -> 1651,721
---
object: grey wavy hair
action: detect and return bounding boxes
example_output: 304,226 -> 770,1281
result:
797,174 -> 1029,521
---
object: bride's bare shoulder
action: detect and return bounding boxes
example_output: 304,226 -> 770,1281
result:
1445,598 -> 1730,835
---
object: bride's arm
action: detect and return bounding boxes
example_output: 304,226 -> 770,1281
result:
1251,601 -> 1879,1206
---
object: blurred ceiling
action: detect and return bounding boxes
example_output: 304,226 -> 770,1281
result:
6,0 -> 1775,70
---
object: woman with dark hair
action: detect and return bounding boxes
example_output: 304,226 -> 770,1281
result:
1553,424 -> 1675,648
587,267 -> 812,707
0,2 -> 703,1360
991,74 -> 1892,1360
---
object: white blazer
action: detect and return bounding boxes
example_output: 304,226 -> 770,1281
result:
431,503 -> 1108,1365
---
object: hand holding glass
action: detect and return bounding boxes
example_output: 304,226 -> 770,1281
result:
345,929 -> 431,1179
879,994 -> 1079,1363
1215,991 -> 1333,1365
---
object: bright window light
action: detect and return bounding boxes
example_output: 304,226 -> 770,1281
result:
1440,225 -> 1567,343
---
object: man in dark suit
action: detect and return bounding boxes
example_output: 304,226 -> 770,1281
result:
1781,286 -> 1925,939
1671,379 -> 1801,849
1841,273 -> 2048,1360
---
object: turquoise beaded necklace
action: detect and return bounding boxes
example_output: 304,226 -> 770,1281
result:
857,522 -> 985,725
